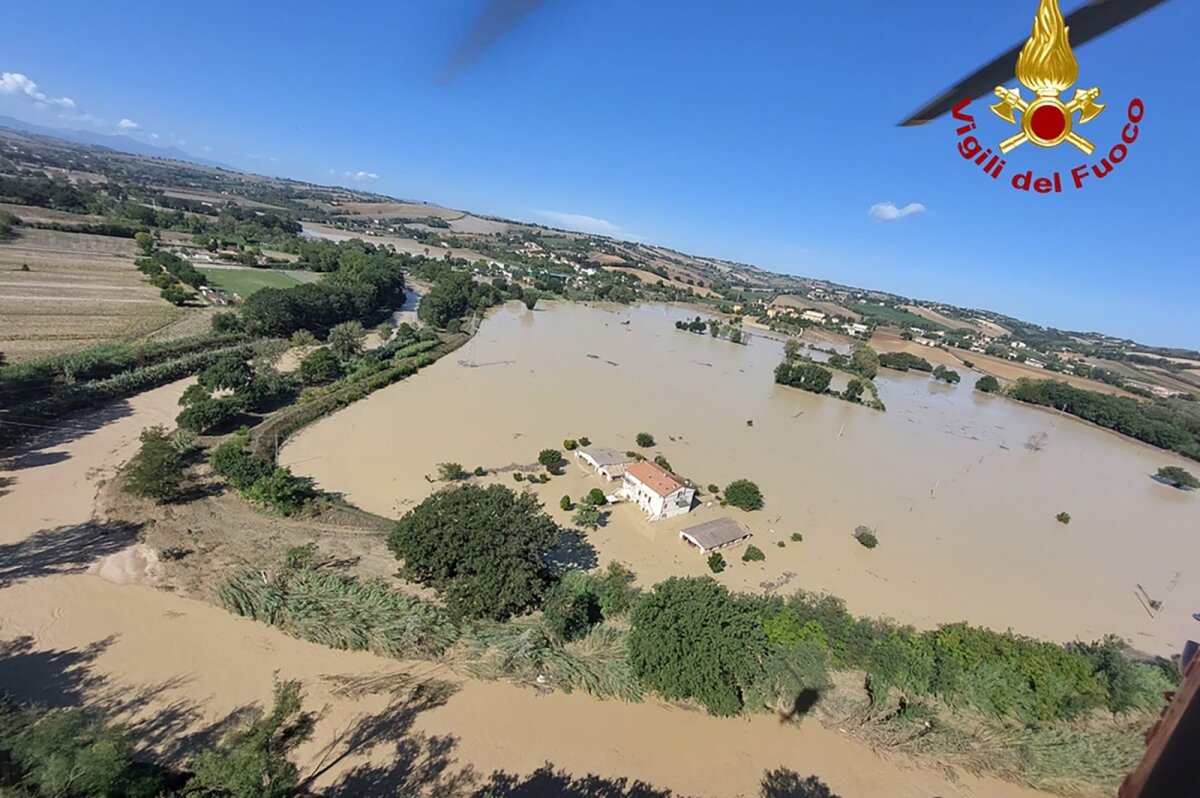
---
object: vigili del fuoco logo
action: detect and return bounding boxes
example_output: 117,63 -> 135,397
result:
952,0 -> 1144,193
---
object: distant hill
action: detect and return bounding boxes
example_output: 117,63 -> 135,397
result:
0,115 -> 235,170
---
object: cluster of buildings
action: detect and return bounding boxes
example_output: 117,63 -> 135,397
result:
573,446 -> 753,557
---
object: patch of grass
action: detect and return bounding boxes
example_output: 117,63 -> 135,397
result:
197,266 -> 317,297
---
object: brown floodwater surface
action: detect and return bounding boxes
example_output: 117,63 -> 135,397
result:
284,301 -> 1200,657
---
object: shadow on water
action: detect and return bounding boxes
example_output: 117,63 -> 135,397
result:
0,398 -> 135,465
544,528 -> 599,575
0,625 -> 847,798
0,519 -> 144,589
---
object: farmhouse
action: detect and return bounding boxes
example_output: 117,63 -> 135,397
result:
679,517 -> 753,555
575,446 -> 631,481
800,310 -> 826,323
618,461 -> 695,521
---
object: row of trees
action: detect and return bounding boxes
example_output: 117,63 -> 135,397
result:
627,577 -> 1176,721
774,360 -> 832,394
878,351 -> 934,372
240,252 -> 407,337
1008,378 -> 1200,460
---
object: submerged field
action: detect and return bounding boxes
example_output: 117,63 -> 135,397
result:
283,301 -> 1200,658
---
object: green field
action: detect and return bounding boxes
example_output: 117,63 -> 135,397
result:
197,266 -> 320,298
851,302 -> 949,331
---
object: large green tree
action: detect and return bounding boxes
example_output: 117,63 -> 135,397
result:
387,484 -> 561,620
124,426 -> 184,502
628,578 -> 769,716
850,345 -> 880,379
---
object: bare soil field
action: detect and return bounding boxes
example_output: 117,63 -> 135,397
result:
603,265 -> 716,297
0,202 -> 109,225
0,228 -> 189,361
903,304 -> 985,334
770,294 -> 861,320
336,201 -> 463,220
871,331 -> 1139,396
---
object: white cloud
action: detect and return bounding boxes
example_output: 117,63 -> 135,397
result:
0,72 -> 75,108
330,169 -> 379,182
869,201 -> 926,222
117,118 -> 140,130
534,210 -> 625,236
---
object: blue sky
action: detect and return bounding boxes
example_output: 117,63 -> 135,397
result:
2,1 -> 1197,346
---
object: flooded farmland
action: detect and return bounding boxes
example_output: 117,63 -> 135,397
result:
282,301 -> 1200,657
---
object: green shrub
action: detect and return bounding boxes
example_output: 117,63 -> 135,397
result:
742,545 -> 766,562
560,495 -> 573,511
724,479 -> 763,511
975,375 -> 1001,393
586,487 -> 606,505
1056,512 -> 1071,525
438,462 -> 467,481
578,436 -> 591,446
124,426 -> 184,502
563,439 -> 577,451
210,440 -> 272,491
572,503 -> 601,529
473,465 -> 486,476
707,553 -> 726,573
854,528 -> 883,547
539,448 -> 563,469
244,467 -> 318,516
514,472 -> 524,482
707,483 -> 720,494
776,541 -> 786,548
635,432 -> 655,447
653,454 -> 672,471
1156,465 -> 1199,490
791,532 -> 803,542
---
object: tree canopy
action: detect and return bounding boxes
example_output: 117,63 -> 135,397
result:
774,361 -> 832,394
124,426 -> 183,502
724,479 -> 764,511
387,484 -> 562,620
628,578 -> 770,716
975,375 -> 1001,393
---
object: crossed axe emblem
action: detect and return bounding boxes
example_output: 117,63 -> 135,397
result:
990,87 -> 1106,155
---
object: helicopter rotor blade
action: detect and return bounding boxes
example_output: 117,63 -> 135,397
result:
899,0 -> 1172,126
440,0 -> 546,84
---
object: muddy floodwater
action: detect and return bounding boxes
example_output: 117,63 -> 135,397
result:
283,301 -> 1200,657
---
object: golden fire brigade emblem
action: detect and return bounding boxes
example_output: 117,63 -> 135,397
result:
990,0 -> 1105,155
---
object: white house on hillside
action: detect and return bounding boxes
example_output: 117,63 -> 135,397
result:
619,461 -> 695,521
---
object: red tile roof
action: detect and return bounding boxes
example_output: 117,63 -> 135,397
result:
625,460 -> 686,497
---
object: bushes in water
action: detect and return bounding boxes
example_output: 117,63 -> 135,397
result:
976,375 -> 1001,393
707,553 -> 726,573
742,545 -> 766,562
635,432 -> 655,447
878,351 -> 934,372
724,479 -> 764,511
774,360 -> 832,393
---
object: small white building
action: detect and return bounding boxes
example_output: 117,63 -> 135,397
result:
619,461 -> 695,521
575,446 -> 631,481
844,323 -> 870,336
679,517 -> 753,555
800,310 -> 826,323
